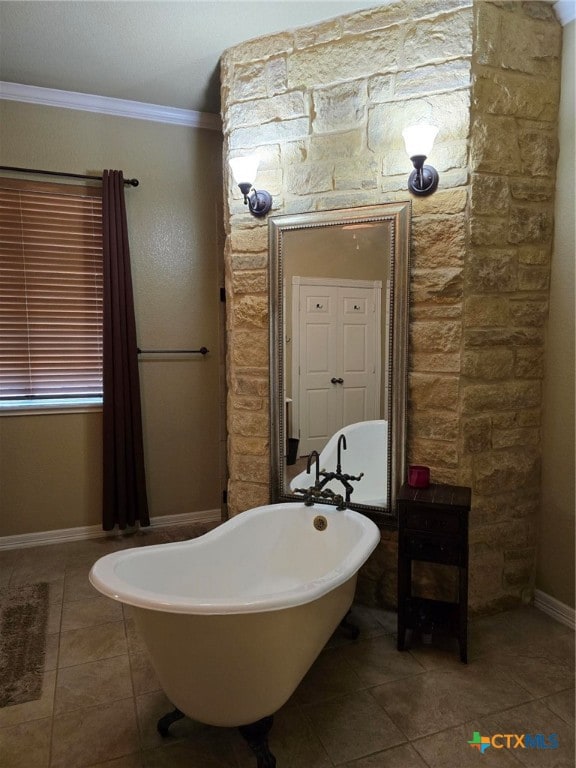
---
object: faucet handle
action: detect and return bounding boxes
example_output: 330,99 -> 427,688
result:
333,494 -> 346,510
315,487 -> 335,499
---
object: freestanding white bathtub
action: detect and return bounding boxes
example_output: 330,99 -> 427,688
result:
89,502 -> 380,765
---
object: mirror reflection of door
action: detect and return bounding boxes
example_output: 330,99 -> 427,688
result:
291,277 -> 381,456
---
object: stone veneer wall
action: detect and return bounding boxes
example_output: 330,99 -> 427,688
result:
464,1 -> 561,611
220,0 -> 561,614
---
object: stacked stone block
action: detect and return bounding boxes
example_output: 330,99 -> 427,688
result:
221,0 -> 561,614
464,0 -> 561,612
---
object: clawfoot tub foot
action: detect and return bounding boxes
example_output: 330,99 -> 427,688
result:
238,715 -> 276,768
157,707 -> 185,737
339,609 -> 360,640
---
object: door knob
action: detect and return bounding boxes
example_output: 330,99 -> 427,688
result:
330,377 -> 344,384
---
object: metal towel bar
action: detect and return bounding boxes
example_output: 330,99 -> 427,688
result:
137,347 -> 209,356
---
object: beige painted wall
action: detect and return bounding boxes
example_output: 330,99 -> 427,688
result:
538,19 -> 575,608
0,101 -> 225,536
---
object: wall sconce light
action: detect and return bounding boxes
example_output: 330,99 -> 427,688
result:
229,155 -> 272,217
402,124 -> 439,197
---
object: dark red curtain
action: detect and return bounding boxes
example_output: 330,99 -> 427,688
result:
102,170 -> 150,530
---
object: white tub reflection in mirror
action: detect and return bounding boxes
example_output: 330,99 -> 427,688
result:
290,420 -> 388,507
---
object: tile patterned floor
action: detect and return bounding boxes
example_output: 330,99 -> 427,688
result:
0,524 -> 574,767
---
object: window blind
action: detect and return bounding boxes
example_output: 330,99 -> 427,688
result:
0,177 -> 103,402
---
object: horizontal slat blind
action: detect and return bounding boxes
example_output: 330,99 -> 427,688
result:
0,178 -> 103,401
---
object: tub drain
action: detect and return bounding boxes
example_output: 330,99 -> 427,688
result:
313,515 -> 328,531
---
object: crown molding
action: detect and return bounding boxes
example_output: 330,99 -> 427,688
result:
554,1 -> 576,25
0,81 -> 222,131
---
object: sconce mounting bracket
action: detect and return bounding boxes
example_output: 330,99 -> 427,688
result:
407,164 -> 439,197
247,189 -> 272,217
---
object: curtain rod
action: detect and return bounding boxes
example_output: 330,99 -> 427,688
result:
0,165 -> 139,187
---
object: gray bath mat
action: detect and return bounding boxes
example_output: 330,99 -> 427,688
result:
0,582 -> 49,707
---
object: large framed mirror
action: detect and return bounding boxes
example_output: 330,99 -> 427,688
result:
269,202 -> 411,525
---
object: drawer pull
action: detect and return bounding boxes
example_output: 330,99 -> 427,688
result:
405,510 -> 460,534
405,536 -> 460,565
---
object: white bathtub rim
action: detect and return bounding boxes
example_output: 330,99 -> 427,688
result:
89,502 -> 380,615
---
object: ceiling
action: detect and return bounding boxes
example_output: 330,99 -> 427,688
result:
0,1 -> 382,115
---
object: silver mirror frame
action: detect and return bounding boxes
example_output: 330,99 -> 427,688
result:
269,202 -> 411,524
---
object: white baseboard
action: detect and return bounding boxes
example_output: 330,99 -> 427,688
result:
0,509 -> 222,551
534,589 -> 575,630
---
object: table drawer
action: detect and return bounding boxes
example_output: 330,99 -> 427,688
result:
404,506 -> 461,535
404,533 -> 462,565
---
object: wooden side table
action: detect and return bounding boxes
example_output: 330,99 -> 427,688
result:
397,482 -> 472,663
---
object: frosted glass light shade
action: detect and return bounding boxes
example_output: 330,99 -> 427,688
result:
402,124 -> 439,158
229,154 -> 273,217
229,155 -> 260,185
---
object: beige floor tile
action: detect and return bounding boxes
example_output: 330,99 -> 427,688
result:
326,605 -> 397,649
51,697 -> 140,768
398,621 -> 470,668
0,562 -> 14,587
340,634 -> 425,686
32,580 -> 63,640
293,646 -> 365,705
0,670 -> 56,728
302,689 -> 406,764
46,596 -> 63,635
48,578 -> 64,604
481,640 -> 575,698
2,531 -> 574,768
62,539 -> 128,571
129,530 -> 173,547
343,743 -> 430,767
141,731 -> 238,768
125,618 -> 148,656
546,630 -> 575,665
354,604 -> 398,635
86,755 -> 144,768
541,688 -> 575,725
64,552 -> 108,572
370,659 -> 533,740
16,543 -> 64,558
9,557 -> 67,586
135,689 -> 210,750
135,689 -> 176,749
44,632 -> 60,671
0,549 -> 18,568
63,564 -> 102,602
500,607 -> 574,647
467,611 -> 523,658
61,595 -> 124,631
233,705 -> 332,768
413,720 -> 520,767
129,651 -> 161,696
469,606 -> 572,660
55,654 -> 133,715
58,621 -> 127,668
0,716 -> 52,767
400,637 -> 471,671
479,699 -> 575,767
